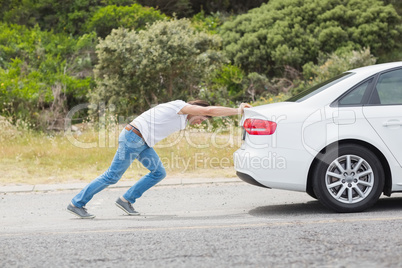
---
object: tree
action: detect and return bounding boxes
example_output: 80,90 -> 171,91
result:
189,0 -> 269,15
383,0 -> 402,15
292,48 -> 377,96
85,4 -> 167,38
136,0 -> 193,17
91,19 -> 225,115
136,0 -> 270,17
0,23 -> 95,128
220,0 -> 401,76
1,0 -> 103,35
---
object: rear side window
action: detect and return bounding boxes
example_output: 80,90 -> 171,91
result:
287,72 -> 354,102
370,69 -> 402,105
338,78 -> 373,106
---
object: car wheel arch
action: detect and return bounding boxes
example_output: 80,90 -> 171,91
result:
306,139 -> 392,199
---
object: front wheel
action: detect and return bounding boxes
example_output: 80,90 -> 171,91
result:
312,144 -> 384,213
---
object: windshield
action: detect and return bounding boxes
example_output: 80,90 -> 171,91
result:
287,72 -> 354,102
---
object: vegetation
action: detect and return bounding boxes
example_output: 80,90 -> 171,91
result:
220,0 -> 401,76
85,4 -> 167,38
0,0 -> 102,36
92,19 -> 225,115
0,121 -> 241,184
135,0 -> 271,18
292,48 -> 377,95
0,0 -> 401,184
0,23 -> 96,129
1,0 -> 401,129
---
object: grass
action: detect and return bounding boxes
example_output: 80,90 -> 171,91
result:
0,124 -> 243,185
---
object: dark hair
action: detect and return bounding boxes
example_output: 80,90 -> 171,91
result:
187,99 -> 210,107
187,100 -> 212,118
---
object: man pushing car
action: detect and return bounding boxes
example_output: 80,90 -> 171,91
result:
67,100 -> 251,219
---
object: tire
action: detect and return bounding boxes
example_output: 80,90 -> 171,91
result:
312,144 -> 384,213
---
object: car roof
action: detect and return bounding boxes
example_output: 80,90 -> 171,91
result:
348,61 -> 402,75
288,61 -> 402,106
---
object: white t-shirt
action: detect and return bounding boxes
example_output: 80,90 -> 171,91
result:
130,100 -> 189,147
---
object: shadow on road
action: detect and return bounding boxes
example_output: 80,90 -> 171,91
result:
248,196 -> 402,217
370,196 -> 402,212
248,200 -> 329,217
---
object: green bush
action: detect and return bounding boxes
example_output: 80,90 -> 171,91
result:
220,0 -> 401,76
0,23 -> 95,128
136,0 -> 193,17
0,0 -> 104,35
191,11 -> 222,34
136,0 -> 270,17
200,63 -> 290,105
92,19 -> 225,115
384,0 -> 402,15
198,64 -> 243,106
291,48 -> 377,96
85,4 -> 167,38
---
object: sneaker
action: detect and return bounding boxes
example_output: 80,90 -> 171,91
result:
67,203 -> 95,219
115,197 -> 140,216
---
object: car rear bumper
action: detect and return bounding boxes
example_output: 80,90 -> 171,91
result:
236,171 -> 271,188
234,147 -> 312,192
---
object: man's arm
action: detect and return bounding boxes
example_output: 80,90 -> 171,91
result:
179,103 -> 251,117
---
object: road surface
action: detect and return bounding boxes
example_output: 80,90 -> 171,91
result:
1,182 -> 402,267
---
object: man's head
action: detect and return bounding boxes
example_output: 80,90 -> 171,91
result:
187,100 -> 211,125
187,100 -> 210,108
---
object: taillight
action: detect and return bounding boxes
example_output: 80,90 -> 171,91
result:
243,118 -> 277,135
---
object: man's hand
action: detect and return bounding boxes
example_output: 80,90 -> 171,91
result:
239,103 -> 252,114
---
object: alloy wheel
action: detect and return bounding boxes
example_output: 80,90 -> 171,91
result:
325,154 -> 374,204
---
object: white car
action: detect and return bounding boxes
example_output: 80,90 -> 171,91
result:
234,61 -> 402,212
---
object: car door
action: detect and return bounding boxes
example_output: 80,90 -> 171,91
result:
363,68 -> 402,166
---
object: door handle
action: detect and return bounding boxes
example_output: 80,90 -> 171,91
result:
383,120 -> 402,127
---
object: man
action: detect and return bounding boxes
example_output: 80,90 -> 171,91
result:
67,100 -> 251,219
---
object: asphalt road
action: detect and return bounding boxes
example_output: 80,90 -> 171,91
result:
1,182 -> 402,267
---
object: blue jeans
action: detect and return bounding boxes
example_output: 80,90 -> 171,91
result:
71,127 -> 166,208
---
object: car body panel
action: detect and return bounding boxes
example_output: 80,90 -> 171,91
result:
363,106 -> 402,167
235,61 -> 402,197
235,103 -> 401,191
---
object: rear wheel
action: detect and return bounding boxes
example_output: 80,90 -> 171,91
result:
312,144 -> 384,212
